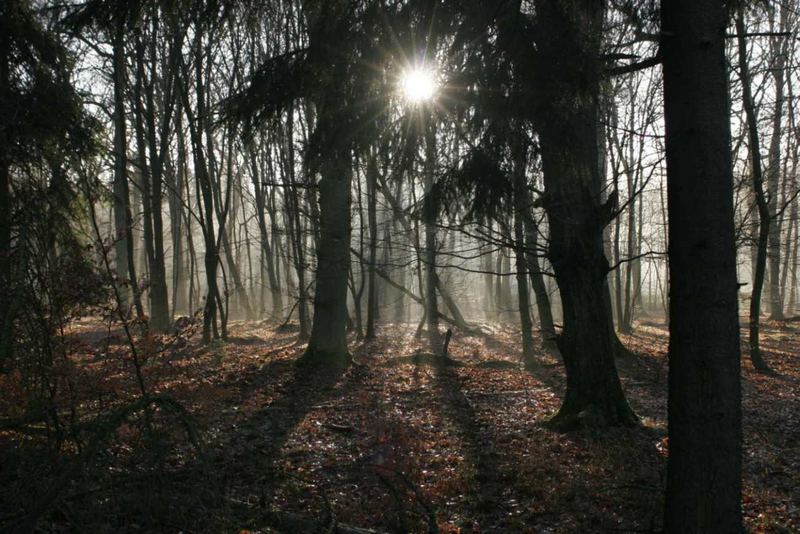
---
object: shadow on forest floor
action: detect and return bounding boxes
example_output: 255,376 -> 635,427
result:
0,319 -> 797,532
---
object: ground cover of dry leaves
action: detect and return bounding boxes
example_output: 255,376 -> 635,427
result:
1,317 -> 797,533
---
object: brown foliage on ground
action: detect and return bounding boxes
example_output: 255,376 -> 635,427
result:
0,317 -> 797,532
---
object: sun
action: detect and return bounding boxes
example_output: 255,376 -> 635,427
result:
400,67 -> 437,104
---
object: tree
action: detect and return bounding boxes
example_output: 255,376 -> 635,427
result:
492,1 -> 637,428
736,5 -> 772,372
176,4 -> 227,343
0,0 -> 96,366
511,129 -> 536,365
295,1 -> 358,365
523,201 -> 557,349
247,135 -> 283,320
365,150 -> 380,339
0,0 -> 13,367
766,3 -> 789,321
138,10 -> 184,330
64,0 -> 156,322
661,0 -> 743,531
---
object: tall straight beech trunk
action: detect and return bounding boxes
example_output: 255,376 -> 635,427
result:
269,185 -> 283,308
512,132 -> 535,364
248,142 -> 281,320
351,168 -> 368,339
389,222 -> 405,322
784,72 -> 799,315
166,152 -> 185,316
423,121 -> 440,348
523,198 -> 557,348
500,248 -> 513,314
283,109 -> 309,338
483,232 -> 495,320
169,109 -> 190,315
179,31 -> 222,343
530,1 -> 636,429
140,22 -> 172,331
112,23 -> 144,320
365,153 -> 379,339
613,198 -> 624,327
661,1 -> 743,531
736,8 -> 772,372
767,4 -> 787,320
621,158 -> 638,333
111,26 -> 130,307
132,31 -> 170,330
790,214 -> 800,314
494,248 -> 504,314
220,136 -> 254,321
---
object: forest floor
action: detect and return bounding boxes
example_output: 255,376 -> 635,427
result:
1,316 -> 798,533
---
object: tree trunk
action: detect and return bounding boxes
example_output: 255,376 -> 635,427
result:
178,33 -> 222,343
168,116 -> 187,315
736,7 -> 772,372
281,109 -> 309,338
184,163 -> 198,314
632,187 -> 644,317
523,203 -> 557,349
389,224 -> 405,323
767,5 -> 788,320
621,164 -> 637,333
301,139 -> 352,364
0,6 -> 12,365
661,1 -> 743,531
249,142 -> 282,320
222,229 -> 254,320
482,224 -> 495,320
365,153 -> 379,339
500,246 -> 513,314
132,33 -> 165,329
494,246 -> 504,316
300,4 -> 353,364
784,60 -> 799,315
350,159 -> 368,340
423,123 -> 440,348
112,24 -> 145,320
530,1 -> 636,429
512,132 -> 535,365
140,24 -> 172,331
613,199 -> 624,328
790,214 -> 799,315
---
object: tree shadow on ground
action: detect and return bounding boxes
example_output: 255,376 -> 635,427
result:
430,360 -> 506,527
223,359 -> 364,504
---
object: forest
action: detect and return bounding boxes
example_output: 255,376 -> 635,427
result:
0,0 -> 798,532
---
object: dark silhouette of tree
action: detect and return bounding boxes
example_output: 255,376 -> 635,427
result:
736,5 -> 773,373
0,0 -> 96,366
472,1 -> 638,429
662,0 -> 743,530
